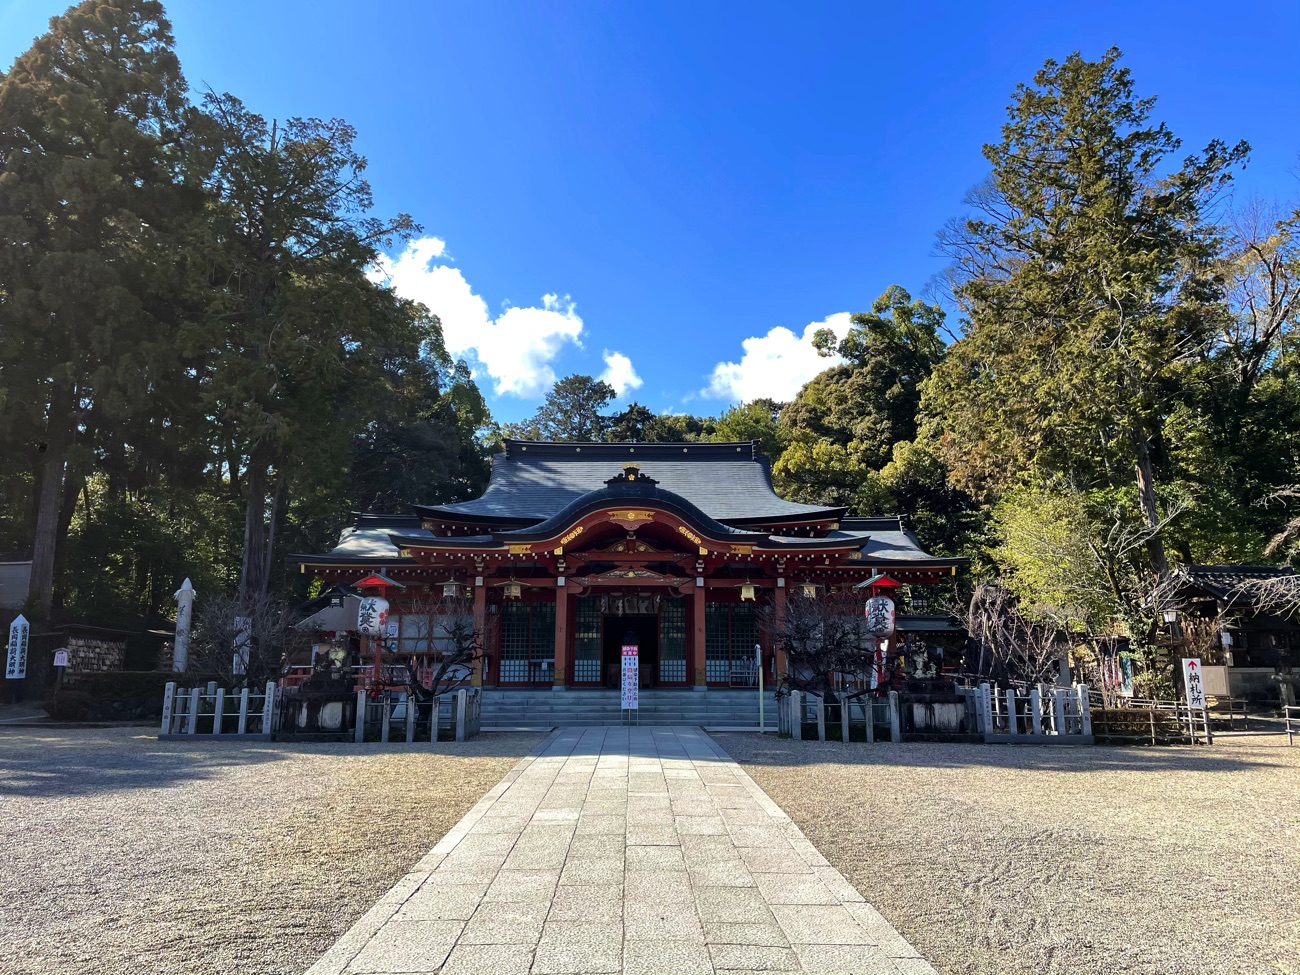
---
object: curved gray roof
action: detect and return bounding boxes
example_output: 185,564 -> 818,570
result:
422,441 -> 842,525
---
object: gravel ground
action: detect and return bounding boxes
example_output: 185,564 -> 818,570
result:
714,731 -> 1300,975
0,727 -> 543,975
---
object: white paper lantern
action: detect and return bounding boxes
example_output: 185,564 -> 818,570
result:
864,595 -> 895,636
357,596 -> 390,637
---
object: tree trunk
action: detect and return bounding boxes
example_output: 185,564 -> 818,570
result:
27,383 -> 75,620
239,448 -> 271,603
1133,430 -> 1169,578
261,469 -> 285,595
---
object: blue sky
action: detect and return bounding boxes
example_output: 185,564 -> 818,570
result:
4,1 -> 1298,422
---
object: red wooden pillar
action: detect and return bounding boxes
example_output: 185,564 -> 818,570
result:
473,580 -> 488,686
553,583 -> 569,688
773,582 -> 788,680
693,584 -> 707,688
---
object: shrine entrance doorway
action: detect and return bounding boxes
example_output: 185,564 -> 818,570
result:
601,615 -> 659,688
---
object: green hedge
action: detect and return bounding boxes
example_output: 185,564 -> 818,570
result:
44,670 -> 173,721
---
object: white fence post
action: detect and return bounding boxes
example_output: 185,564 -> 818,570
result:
1077,683 -> 1092,736
814,694 -> 826,742
866,698 -> 875,744
888,690 -> 901,743
1053,689 -> 1067,736
213,688 -> 226,736
791,690 -> 802,740
1030,688 -> 1043,736
380,692 -> 392,743
262,681 -> 275,739
1005,688 -> 1019,737
840,698 -> 850,743
978,683 -> 992,736
456,689 -> 468,743
186,687 -> 200,735
237,688 -> 250,735
431,696 -> 439,743
354,688 -> 367,744
405,694 -> 416,743
161,682 -> 176,736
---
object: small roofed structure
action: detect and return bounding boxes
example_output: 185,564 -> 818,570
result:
1170,564 -> 1300,700
291,441 -> 966,699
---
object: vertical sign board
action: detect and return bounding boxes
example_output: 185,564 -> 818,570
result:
6,614 -> 29,680
621,645 -> 639,710
1182,658 -> 1206,710
1182,657 -> 1208,742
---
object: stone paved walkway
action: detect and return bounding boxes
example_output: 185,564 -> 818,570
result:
306,727 -> 936,975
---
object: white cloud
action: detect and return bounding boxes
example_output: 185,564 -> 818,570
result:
599,350 -> 643,397
704,312 -> 852,403
370,237 -> 583,398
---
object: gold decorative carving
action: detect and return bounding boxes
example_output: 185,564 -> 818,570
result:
677,525 -> 702,545
729,544 -> 753,555
560,525 -> 584,545
609,510 -> 655,523
507,543 -> 532,554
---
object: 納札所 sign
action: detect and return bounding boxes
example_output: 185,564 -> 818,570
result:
1182,657 -> 1206,710
621,645 -> 639,710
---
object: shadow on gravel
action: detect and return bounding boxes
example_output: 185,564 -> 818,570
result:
0,728 -> 539,798
713,734 -> 1295,775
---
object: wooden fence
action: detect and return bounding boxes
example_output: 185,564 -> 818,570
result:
1086,692 -> 1213,745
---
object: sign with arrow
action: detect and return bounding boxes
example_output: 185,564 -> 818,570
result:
1182,658 -> 1206,710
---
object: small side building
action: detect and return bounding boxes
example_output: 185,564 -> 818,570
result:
1173,564 -> 1300,700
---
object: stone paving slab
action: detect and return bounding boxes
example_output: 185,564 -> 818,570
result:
305,727 -> 936,975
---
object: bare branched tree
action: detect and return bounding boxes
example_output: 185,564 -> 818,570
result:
1215,200 -> 1300,393
961,582 -> 1069,684
761,591 -> 879,700
1226,573 -> 1300,621
190,590 -> 307,687
399,592 -> 489,704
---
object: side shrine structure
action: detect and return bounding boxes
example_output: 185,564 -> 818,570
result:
291,441 -> 965,696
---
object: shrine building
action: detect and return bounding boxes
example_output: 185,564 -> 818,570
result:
292,441 -> 964,701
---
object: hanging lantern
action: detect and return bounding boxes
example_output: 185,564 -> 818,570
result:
740,580 -> 756,601
357,596 -> 389,637
799,582 -> 818,599
502,579 -> 522,600
864,594 -> 895,636
438,577 -> 463,599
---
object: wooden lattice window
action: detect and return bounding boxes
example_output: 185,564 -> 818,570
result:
705,602 -> 756,683
573,596 -> 601,683
659,597 -> 687,683
499,601 -> 555,683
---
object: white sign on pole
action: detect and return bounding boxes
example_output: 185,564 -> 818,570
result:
52,649 -> 70,668
621,645 -> 639,710
6,614 -> 30,680
1182,658 -> 1206,709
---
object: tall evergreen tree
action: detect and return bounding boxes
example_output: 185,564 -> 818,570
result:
0,0 -> 194,618
925,48 -> 1249,579
192,93 -> 428,601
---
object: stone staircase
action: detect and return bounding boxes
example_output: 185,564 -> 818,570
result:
480,688 -> 778,729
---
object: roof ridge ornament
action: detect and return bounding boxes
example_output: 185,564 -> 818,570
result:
606,463 -> 658,487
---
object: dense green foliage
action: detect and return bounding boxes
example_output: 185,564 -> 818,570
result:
3,9 -> 1297,666
0,0 -> 487,628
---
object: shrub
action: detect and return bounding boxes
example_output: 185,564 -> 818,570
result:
43,690 -> 95,721
43,671 -> 173,721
